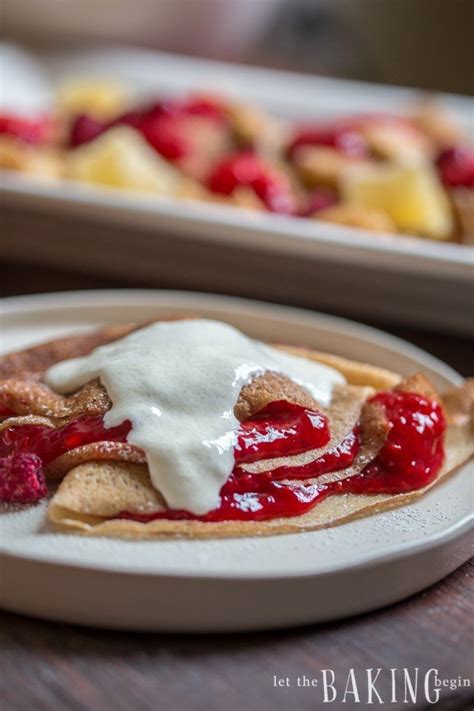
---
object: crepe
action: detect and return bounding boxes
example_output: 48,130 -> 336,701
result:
48,422 -> 473,538
1,319 -> 472,539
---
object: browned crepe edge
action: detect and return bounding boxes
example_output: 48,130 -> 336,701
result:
274,345 -> 401,390
47,396 -> 388,523
0,316 -> 202,380
45,442 -> 147,479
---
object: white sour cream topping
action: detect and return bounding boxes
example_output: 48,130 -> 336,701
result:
45,320 -> 345,514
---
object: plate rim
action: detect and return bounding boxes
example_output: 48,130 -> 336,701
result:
1,508 -> 472,581
0,288 -> 471,583
0,287 -> 465,385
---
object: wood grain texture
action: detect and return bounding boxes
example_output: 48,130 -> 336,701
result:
0,561 -> 472,711
1,260 -> 473,711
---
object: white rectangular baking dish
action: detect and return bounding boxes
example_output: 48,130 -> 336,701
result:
1,48 -> 473,333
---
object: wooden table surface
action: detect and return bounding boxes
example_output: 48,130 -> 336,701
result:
1,260 -> 473,711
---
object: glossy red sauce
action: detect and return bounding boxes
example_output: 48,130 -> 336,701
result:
1,391 -> 446,518
436,146 -> 474,188
0,406 -> 16,419
235,400 -> 329,464
0,113 -> 52,144
207,151 -> 296,214
0,415 -> 130,463
258,427 -> 360,482
334,391 -> 446,495
117,391 -> 446,522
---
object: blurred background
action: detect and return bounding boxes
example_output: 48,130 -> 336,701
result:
1,0 -> 473,347
3,0 -> 474,94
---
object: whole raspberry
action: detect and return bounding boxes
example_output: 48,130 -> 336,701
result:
0,453 -> 47,503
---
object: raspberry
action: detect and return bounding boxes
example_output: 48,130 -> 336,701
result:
0,113 -> 51,144
0,453 -> 47,503
139,114 -> 190,161
288,123 -> 368,159
111,105 -> 190,160
208,151 -> 295,214
304,187 -> 339,216
143,96 -> 226,122
436,146 -> 474,188
69,114 -> 107,148
179,95 -> 227,122
69,95 -> 227,158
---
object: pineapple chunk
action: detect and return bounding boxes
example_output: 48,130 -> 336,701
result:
66,126 -> 181,194
342,164 -> 453,239
57,78 -> 126,119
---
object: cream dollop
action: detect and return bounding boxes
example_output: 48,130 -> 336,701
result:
45,320 -> 345,514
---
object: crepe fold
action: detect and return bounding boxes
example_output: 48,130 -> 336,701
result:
47,375 -> 473,539
1,318 -> 472,539
48,423 -> 473,538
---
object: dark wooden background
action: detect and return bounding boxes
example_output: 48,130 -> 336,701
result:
1,260 -> 473,711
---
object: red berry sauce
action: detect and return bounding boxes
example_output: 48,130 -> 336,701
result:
69,114 -> 107,148
208,151 -> 295,213
116,391 -> 446,523
0,113 -> 52,145
436,146 -> 474,188
1,391 -> 446,517
115,96 -> 227,161
0,415 -> 131,463
235,400 -> 330,464
287,122 -> 369,160
67,95 -> 227,159
334,391 -> 446,495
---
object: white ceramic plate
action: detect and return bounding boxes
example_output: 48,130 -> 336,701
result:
0,290 -> 472,632
1,48 -> 473,334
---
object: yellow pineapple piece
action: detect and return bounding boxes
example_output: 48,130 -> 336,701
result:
57,78 -> 127,120
66,126 -> 181,194
342,163 -> 453,239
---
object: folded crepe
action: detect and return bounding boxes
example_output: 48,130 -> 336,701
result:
1,319 -> 472,539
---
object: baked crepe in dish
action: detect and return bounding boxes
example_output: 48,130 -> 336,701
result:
1,320 -> 473,539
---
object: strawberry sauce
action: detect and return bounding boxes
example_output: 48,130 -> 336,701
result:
0,392 -> 446,516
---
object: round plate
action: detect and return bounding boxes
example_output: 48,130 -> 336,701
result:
1,290 -> 472,631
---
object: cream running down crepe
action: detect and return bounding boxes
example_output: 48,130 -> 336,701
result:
0,316 -> 472,539
45,320 -> 345,514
